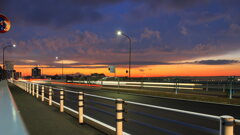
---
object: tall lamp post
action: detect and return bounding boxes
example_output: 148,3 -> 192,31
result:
55,56 -> 64,80
116,30 -> 132,79
2,44 -> 16,79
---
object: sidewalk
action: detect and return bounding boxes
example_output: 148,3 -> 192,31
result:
8,83 -> 105,135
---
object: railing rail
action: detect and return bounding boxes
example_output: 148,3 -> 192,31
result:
12,80 -> 239,135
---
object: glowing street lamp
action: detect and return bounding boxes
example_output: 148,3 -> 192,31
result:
116,30 -> 132,79
2,44 -> 16,79
55,56 -> 64,80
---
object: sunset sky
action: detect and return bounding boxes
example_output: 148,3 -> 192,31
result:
1,0 -> 240,77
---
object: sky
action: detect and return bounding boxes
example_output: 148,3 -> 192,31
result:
1,0 -> 240,77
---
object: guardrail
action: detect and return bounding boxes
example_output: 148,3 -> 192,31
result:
67,80 -> 240,99
0,80 -> 28,135
12,80 -> 240,135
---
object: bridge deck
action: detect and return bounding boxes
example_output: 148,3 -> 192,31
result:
8,83 -> 105,135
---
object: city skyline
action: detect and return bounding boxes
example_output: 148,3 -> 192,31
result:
1,0 -> 240,77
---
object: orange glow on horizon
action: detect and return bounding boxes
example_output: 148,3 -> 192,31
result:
14,64 -> 240,77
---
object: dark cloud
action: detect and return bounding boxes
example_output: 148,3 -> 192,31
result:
96,61 -> 172,65
132,0 -> 208,10
179,12 -> 227,26
194,60 -> 239,65
228,24 -> 240,36
0,0 -> 122,27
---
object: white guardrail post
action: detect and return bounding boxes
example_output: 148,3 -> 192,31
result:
41,85 -> 45,102
25,82 -> 27,91
78,92 -> 84,124
26,82 -> 28,92
29,83 -> 32,94
32,83 -> 35,96
116,99 -> 124,135
36,84 -> 39,98
49,87 -> 52,106
220,115 -> 234,135
60,89 -> 64,112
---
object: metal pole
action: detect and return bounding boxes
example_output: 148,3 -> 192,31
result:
62,60 -> 63,80
220,115 -> 234,135
122,34 -> 132,79
206,82 -> 209,91
223,84 -> 225,92
78,92 -> 84,124
229,82 -> 232,99
175,82 -> 178,94
2,45 -> 12,79
116,99 -> 124,135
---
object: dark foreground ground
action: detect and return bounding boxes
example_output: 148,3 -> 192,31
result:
9,83 -> 105,135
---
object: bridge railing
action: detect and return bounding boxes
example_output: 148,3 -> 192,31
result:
0,80 -> 28,135
12,80 -> 240,135
67,80 -> 240,99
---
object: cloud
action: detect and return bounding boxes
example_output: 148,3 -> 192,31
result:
20,59 -> 37,63
0,0 -> 122,28
140,28 -> 161,40
54,60 -> 79,64
228,24 -> 240,36
132,0 -> 208,11
125,0 -> 209,21
180,12 -> 227,26
96,61 -> 172,66
194,60 -> 239,65
139,69 -> 145,72
180,26 -> 188,35
3,28 -> 240,69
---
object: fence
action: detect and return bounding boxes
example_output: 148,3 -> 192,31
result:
12,80 -> 240,135
67,80 -> 240,99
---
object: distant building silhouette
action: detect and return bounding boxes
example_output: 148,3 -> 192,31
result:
90,73 -> 105,78
32,67 -> 41,78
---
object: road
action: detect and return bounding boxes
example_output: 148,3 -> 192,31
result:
36,82 -> 240,135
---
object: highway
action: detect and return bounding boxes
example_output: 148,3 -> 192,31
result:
36,82 -> 240,135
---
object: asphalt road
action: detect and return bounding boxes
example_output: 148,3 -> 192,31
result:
36,82 -> 240,135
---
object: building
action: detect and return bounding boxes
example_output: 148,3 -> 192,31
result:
32,67 -> 41,78
14,72 -> 22,80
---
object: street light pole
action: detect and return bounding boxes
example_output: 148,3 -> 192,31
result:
117,31 -> 132,79
2,44 -> 16,79
56,56 -> 64,80
62,59 -> 63,80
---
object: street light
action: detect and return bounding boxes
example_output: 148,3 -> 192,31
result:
2,44 -> 16,79
55,56 -> 64,80
116,30 -> 132,79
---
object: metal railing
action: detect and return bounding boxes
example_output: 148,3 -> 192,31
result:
12,80 -> 240,135
66,80 -> 240,99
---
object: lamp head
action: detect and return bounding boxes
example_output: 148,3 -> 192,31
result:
55,56 -> 59,60
12,44 -> 16,47
116,30 -> 122,36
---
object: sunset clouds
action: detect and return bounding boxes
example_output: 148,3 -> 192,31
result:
1,0 -> 240,76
